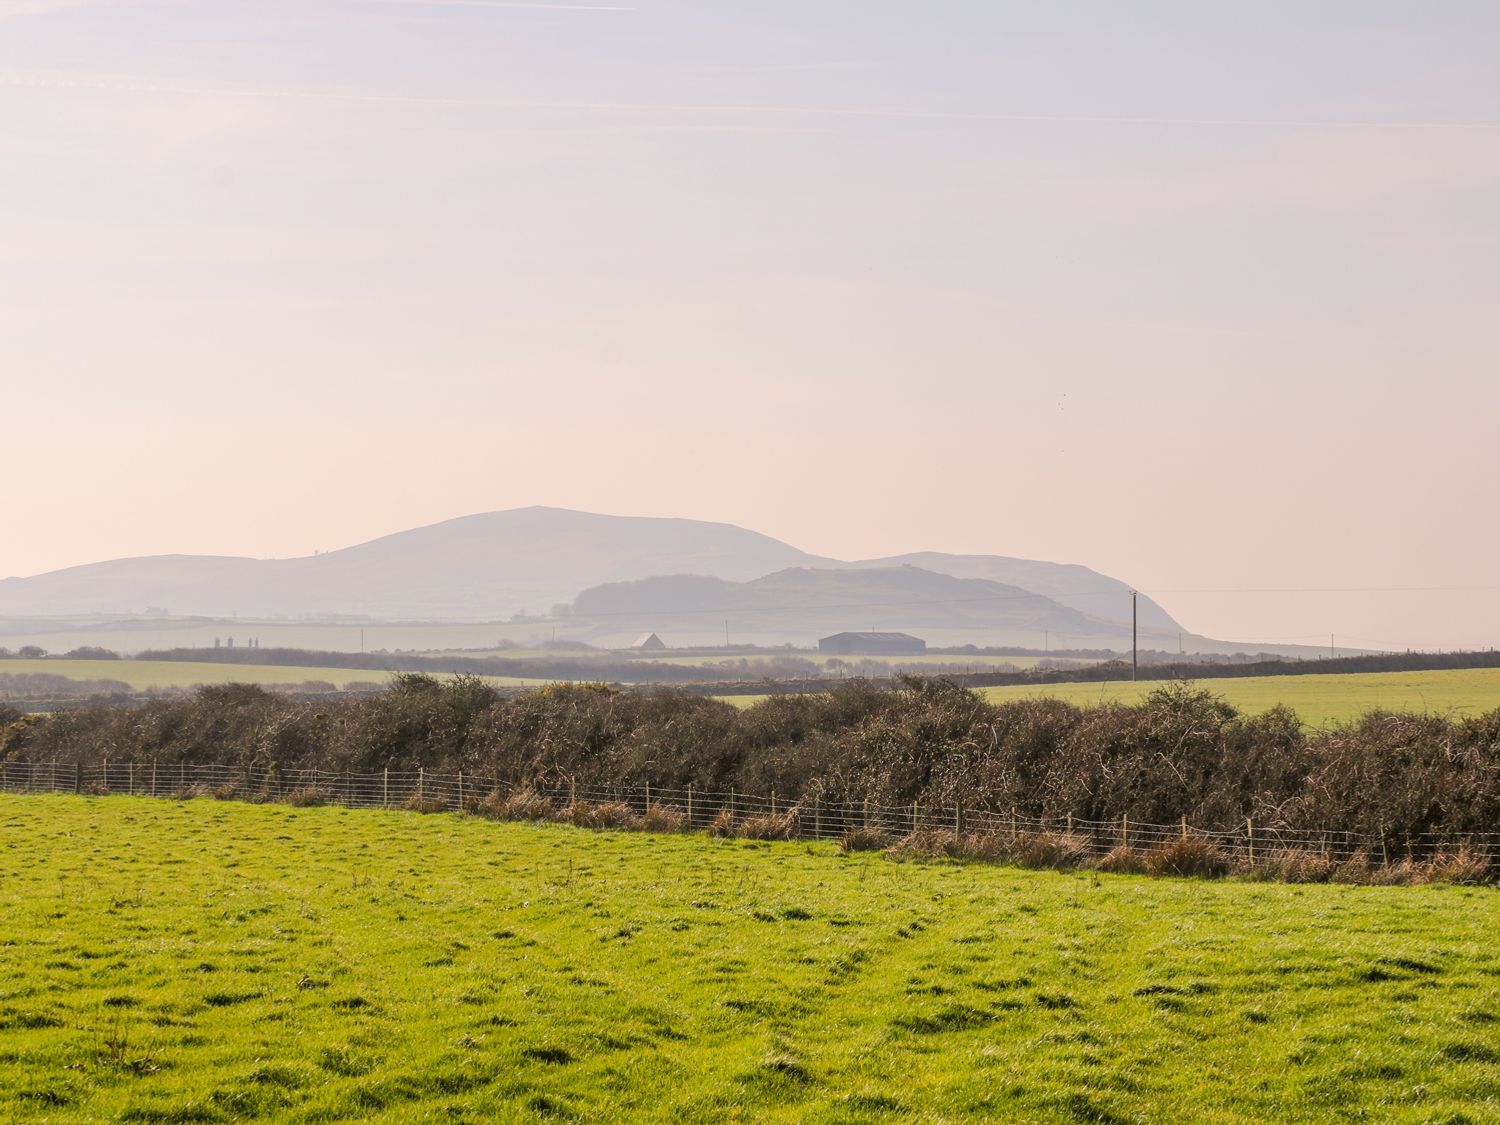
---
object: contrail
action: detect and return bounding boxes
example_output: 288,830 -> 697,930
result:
3,71 -> 1498,131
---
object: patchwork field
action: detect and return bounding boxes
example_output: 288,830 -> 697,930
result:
3,795 -> 1498,1122
0,658 -> 536,694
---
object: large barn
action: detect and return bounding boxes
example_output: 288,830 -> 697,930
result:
817,631 -> 927,656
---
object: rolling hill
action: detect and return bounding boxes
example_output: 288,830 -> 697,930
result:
0,507 -> 1182,642
569,566 -> 1141,647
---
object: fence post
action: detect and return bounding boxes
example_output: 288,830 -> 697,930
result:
862,798 -> 869,829
458,771 -> 464,810
1181,815 -> 1188,841
954,800 -> 962,837
151,762 -> 157,797
382,768 -> 389,808
645,780 -> 651,815
569,776 -> 577,809
1122,813 -> 1129,851
814,797 -> 821,839
1066,812 -> 1072,836
1011,806 -> 1018,841
687,784 -> 693,828
128,761 -> 134,796
731,787 -> 736,822
103,759 -> 108,793
418,767 -> 424,802
74,762 -> 81,795
1247,817 -> 1254,866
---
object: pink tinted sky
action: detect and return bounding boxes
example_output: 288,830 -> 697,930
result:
2,1 -> 1498,648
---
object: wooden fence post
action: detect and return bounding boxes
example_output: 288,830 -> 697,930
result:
1181,815 -> 1188,841
418,767 -> 424,802
954,801 -> 962,837
382,768 -> 389,808
569,776 -> 577,809
151,762 -> 157,797
458,771 -> 464,810
1247,817 -> 1254,865
128,761 -> 134,796
770,789 -> 776,817
687,784 -> 693,828
74,762 -> 81,794
1122,813 -> 1129,851
645,780 -> 651,815
814,797 -> 821,839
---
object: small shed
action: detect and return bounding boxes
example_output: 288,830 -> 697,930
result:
818,631 -> 926,656
634,633 -> 667,652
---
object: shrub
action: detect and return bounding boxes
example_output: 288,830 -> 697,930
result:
285,787 -> 331,808
1425,845 -> 1492,885
1142,836 -> 1231,879
708,807 -> 738,838
1094,846 -> 1146,875
738,809 -> 798,841
402,795 -> 448,814
478,787 -> 553,822
1012,831 -> 1094,871
563,801 -> 639,831
641,804 -> 688,833
838,826 -> 892,853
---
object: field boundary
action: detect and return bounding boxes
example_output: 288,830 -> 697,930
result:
4,760 -> 1496,875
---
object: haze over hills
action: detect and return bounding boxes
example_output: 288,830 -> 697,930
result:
570,567 -> 1149,647
0,506 -> 1198,648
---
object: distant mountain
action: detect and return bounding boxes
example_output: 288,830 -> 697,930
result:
571,566 -> 1138,646
855,552 -> 1178,633
0,506 -> 1182,640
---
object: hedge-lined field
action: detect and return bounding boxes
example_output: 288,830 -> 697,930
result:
7,677 -> 1500,854
3,795 -> 1498,1123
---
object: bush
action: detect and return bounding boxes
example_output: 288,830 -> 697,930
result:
286,787 -> 331,808
1012,831 -> 1093,871
641,804 -> 688,833
401,795 -> 448,814
737,809 -> 798,841
1094,846 -> 1146,875
708,807 -> 738,838
838,826 -> 892,853
478,787 -> 554,822
563,801 -> 639,831
1142,836 -> 1231,879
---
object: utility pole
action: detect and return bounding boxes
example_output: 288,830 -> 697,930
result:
1131,591 -> 1138,681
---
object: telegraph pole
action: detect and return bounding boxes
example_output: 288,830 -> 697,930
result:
1131,591 -> 1138,681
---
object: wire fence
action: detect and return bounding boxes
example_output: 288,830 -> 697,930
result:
2,759 -> 1496,867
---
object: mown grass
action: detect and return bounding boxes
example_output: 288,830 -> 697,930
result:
3,795 -> 1498,1123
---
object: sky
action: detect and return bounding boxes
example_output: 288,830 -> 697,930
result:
2,0 -> 1498,650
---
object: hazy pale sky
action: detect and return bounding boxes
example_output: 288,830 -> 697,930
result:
3,1 -> 1499,649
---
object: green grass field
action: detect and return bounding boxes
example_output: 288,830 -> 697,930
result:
4,795 -> 1498,1122
0,658 -> 537,693
973,668 -> 1500,728
715,667 -> 1500,726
